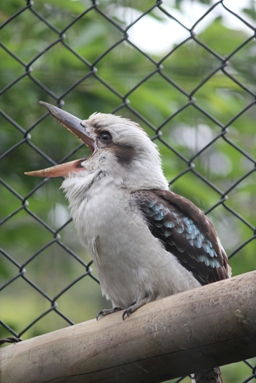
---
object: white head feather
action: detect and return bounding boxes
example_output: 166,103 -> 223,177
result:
61,113 -> 169,201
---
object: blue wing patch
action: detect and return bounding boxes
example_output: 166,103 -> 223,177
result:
132,189 -> 230,284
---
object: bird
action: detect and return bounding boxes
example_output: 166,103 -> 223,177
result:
25,101 -> 231,383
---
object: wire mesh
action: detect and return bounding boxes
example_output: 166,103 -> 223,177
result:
1,1 -> 256,382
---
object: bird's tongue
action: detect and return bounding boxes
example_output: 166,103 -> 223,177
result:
25,102 -> 95,178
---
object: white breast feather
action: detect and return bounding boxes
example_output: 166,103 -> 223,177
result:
62,177 -> 200,308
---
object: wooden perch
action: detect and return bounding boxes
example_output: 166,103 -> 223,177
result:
1,271 -> 256,383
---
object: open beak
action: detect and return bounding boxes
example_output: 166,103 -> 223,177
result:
25,102 -> 95,178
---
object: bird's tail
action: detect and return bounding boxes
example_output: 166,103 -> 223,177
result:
192,367 -> 223,383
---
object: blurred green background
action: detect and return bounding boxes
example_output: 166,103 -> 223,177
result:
1,1 -> 255,382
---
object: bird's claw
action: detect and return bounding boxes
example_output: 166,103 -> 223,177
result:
96,306 -> 122,320
122,298 -> 148,320
97,299 -> 148,321
122,307 -> 133,320
0,337 -> 22,346
122,300 -> 137,320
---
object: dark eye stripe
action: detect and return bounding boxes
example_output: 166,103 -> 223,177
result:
112,144 -> 136,164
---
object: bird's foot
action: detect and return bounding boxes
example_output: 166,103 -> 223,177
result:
96,306 -> 122,320
122,298 -> 148,320
0,336 -> 22,346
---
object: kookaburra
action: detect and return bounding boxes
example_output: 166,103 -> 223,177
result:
26,102 -> 231,383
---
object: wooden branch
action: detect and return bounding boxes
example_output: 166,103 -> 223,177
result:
1,271 -> 256,383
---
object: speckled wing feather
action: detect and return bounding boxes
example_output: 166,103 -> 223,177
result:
132,189 -> 231,285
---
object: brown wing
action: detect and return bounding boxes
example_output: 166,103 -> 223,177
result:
132,189 -> 231,285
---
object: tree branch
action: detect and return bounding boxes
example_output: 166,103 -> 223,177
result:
1,271 -> 256,383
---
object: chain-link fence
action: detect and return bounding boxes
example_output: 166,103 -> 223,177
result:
1,1 -> 256,382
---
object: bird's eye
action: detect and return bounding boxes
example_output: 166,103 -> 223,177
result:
99,131 -> 112,142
